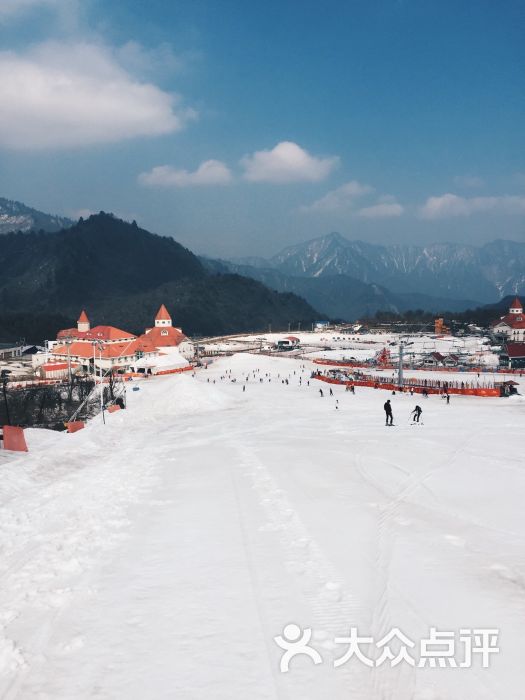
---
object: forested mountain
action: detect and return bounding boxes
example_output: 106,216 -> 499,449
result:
0,214 -> 320,342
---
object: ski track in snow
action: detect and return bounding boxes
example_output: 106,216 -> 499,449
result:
0,353 -> 524,699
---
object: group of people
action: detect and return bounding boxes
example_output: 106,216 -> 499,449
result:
384,399 -> 423,425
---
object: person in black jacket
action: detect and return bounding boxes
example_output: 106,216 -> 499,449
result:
384,399 -> 393,425
412,405 -> 422,423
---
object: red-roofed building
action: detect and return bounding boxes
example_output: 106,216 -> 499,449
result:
141,305 -> 194,359
500,342 -> 525,369
57,309 -> 137,344
491,297 -> 525,342
48,304 -> 193,373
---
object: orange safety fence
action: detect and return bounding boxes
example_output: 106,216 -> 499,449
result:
313,374 -> 501,397
155,365 -> 194,376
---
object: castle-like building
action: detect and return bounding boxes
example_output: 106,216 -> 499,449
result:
491,297 -> 525,342
48,305 -> 193,374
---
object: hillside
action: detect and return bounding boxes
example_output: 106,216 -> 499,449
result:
0,197 -> 73,235
0,214 -> 320,342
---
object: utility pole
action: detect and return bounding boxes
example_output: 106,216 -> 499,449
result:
1,370 -> 11,425
99,344 -> 105,424
397,338 -> 413,388
398,342 -> 404,388
66,337 -> 73,401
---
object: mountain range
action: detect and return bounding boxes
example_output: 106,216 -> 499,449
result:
0,197 -> 73,235
210,232 -> 525,319
1,197 -> 524,338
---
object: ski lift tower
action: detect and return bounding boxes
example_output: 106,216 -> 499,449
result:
397,337 -> 414,388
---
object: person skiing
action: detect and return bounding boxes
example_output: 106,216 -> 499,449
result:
319,388 -> 324,397
412,405 -> 423,423
329,387 -> 333,396
384,399 -> 393,426
446,394 -> 450,405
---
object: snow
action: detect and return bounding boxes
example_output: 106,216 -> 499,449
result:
0,351 -> 524,698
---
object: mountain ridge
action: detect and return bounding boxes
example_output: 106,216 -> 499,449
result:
0,197 -> 73,235
230,232 -> 525,303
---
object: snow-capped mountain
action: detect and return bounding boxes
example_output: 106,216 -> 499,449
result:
235,232 -> 525,303
0,197 -> 73,235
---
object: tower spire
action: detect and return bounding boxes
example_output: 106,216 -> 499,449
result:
77,309 -> 90,332
155,304 -> 172,328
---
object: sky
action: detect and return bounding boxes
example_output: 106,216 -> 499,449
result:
0,0 -> 524,257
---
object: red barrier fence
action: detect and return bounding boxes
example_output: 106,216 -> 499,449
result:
155,365 -> 194,376
312,373 -> 501,397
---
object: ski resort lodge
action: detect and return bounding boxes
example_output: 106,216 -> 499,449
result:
491,297 -> 525,342
39,305 -> 194,375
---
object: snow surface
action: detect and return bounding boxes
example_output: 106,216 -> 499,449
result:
1,353 -> 524,699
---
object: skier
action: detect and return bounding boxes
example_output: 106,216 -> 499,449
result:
319,389 -> 324,397
411,405 -> 423,423
446,394 -> 450,405
329,387 -> 333,396
384,399 -> 393,426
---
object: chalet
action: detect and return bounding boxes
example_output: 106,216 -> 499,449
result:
421,352 -> 445,367
491,297 -> 525,342
420,352 -> 460,368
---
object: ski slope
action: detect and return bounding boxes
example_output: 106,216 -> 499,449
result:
1,353 -> 524,699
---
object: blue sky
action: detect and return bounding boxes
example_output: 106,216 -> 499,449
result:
0,0 -> 523,256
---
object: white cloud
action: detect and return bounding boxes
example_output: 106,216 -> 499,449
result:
419,193 -> 525,219
138,160 -> 232,187
116,41 -> 186,79
300,180 -> 373,212
0,41 -> 195,149
241,141 -> 339,183
357,197 -> 404,218
453,175 -> 484,188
